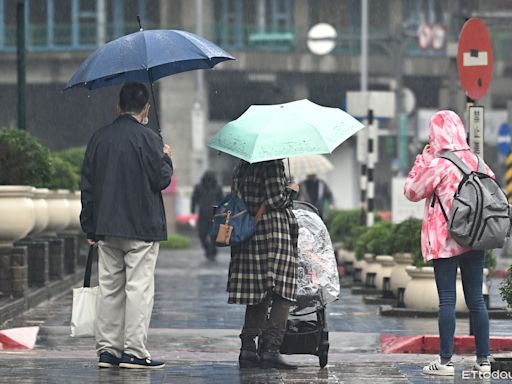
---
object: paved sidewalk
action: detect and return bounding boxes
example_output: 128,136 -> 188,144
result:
1,245 -> 511,383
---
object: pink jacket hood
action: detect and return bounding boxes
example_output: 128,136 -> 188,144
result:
429,110 -> 470,154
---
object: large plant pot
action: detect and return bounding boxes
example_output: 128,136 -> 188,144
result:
339,249 -> 356,264
363,253 -> 378,287
389,253 -> 413,297
375,255 -> 395,291
29,188 -> 50,236
66,191 -> 81,232
404,266 -> 488,312
337,248 -> 356,275
43,190 -> 71,236
353,259 -> 367,283
0,186 -> 35,246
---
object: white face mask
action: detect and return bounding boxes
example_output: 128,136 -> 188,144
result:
142,116 -> 149,125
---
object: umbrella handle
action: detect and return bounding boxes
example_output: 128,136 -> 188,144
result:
287,157 -> 293,182
149,80 -> 162,137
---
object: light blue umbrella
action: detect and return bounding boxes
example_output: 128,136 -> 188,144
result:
208,99 -> 365,163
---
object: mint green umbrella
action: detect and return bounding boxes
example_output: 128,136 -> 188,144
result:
208,99 -> 365,163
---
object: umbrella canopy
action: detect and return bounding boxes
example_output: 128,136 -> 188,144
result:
284,154 -> 334,180
208,99 -> 364,163
65,29 -> 235,90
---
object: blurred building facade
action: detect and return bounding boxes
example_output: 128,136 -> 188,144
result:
1,0 -> 511,212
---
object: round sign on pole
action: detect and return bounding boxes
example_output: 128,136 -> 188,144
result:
457,18 -> 494,101
402,87 -> 416,115
498,123 -> 511,156
307,23 -> 337,55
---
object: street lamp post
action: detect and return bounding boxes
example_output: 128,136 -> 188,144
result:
16,0 -> 26,130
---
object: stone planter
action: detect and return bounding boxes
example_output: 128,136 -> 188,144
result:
404,267 -> 441,311
403,266 -> 489,312
43,190 -> 71,236
0,186 -> 35,246
374,255 -> 395,292
389,253 -> 413,297
29,188 -> 50,237
353,259 -> 367,283
66,191 -> 81,232
363,253 -> 378,288
338,247 -> 356,275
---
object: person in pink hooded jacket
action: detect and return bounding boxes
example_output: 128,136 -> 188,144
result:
404,110 -> 493,376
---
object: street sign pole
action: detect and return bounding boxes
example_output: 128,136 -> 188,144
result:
468,105 -> 484,158
16,0 -> 26,130
347,91 -> 395,227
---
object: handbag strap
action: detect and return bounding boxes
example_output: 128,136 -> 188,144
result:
84,245 -> 96,288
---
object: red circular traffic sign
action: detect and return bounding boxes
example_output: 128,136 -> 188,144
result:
457,18 -> 494,101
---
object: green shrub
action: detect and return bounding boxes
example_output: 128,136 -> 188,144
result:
354,221 -> 394,260
390,217 -> 426,266
328,209 -> 363,242
55,147 -> 85,175
499,266 -> 512,308
344,226 -> 367,252
43,155 -> 80,191
0,128 -> 52,186
412,253 -> 432,268
391,218 -> 422,254
485,249 -> 496,271
160,234 -> 192,249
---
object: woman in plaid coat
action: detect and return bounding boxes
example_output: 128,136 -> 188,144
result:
228,159 -> 299,369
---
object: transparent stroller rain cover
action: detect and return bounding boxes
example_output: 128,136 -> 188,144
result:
291,205 -> 340,313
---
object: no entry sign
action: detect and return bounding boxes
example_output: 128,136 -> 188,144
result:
457,18 -> 494,101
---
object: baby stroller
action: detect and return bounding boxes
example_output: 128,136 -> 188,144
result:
279,201 -> 340,368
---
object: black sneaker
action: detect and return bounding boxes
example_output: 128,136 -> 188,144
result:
118,353 -> 165,369
98,352 -> 120,368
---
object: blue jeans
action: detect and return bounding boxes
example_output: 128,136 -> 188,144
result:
433,250 -> 489,360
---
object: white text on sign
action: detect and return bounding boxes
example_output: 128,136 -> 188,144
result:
463,51 -> 488,66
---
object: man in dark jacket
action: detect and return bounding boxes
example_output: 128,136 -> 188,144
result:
80,82 -> 172,369
298,174 -> 334,220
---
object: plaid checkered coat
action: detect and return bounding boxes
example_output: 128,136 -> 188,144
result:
227,160 -> 299,305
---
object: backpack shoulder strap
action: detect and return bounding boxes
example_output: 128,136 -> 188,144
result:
475,155 -> 487,174
440,151 -> 472,175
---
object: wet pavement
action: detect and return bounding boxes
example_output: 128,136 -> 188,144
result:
1,244 -> 511,383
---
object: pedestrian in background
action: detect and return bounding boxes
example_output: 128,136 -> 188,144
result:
228,159 -> 299,370
298,173 -> 334,220
404,110 -> 493,376
80,82 -> 173,369
191,170 -> 224,260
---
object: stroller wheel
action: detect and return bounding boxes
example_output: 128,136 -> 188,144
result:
319,350 -> 328,368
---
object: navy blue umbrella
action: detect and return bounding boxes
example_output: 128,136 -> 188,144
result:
65,26 -> 235,132
65,29 -> 234,90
